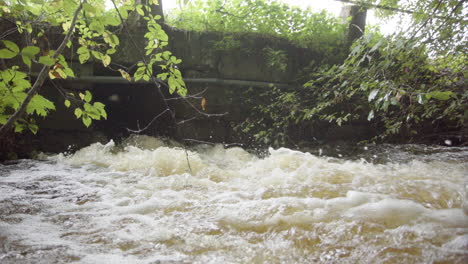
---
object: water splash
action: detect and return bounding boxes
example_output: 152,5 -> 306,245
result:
1,136 -> 467,263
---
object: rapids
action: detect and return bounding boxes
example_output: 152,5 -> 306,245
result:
1,136 -> 467,263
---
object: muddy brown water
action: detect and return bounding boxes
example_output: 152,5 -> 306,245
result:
1,136 -> 467,263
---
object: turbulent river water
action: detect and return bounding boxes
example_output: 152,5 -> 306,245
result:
1,135 -> 467,263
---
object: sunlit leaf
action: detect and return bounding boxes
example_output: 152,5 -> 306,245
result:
102,55 -> 111,67
118,69 -> 132,81
84,90 -> 92,103
89,21 -> 104,34
74,108 -> 82,118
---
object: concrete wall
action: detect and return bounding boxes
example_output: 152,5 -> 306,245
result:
32,26 -> 330,150
1,20 -> 363,153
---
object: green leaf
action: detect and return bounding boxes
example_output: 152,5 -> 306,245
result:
84,103 -> 101,120
428,91 -> 453,101
55,68 -> 67,79
14,124 -> 25,133
83,3 -> 95,13
63,67 -> 75,78
22,55 -> 32,68
157,72 -> 168,80
89,21 -> 104,34
91,51 -> 103,60
2,40 -> 20,53
158,31 -> 169,42
64,100 -> 71,108
110,35 -> 119,46
22,46 -> 40,57
84,90 -> 92,103
105,16 -> 121,26
77,46 -> 88,54
26,94 -> 55,116
136,5 -> 144,16
0,49 -> 17,59
120,9 -> 129,19
118,69 -> 132,81
62,21 -> 71,32
106,48 -> 116,55
168,76 -> 177,94
74,108 -> 83,118
39,56 -> 56,66
82,116 -> 92,127
93,102 -> 107,119
28,123 -> 39,134
79,53 -> 90,64
102,55 -> 111,67
0,114 -> 8,125
93,102 -> 105,109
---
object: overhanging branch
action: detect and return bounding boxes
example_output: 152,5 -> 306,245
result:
0,2 -> 83,137
335,0 -> 466,21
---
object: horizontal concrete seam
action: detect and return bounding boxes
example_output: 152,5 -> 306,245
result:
33,74 -> 299,88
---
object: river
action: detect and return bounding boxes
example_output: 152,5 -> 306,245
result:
1,135 -> 467,263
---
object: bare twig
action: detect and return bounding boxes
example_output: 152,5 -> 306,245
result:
111,0 -> 177,134
183,138 -> 216,145
183,144 -> 193,174
0,27 -> 19,40
126,108 -> 170,133
183,98 -> 228,117
409,0 -> 444,42
50,80 -> 82,104
165,87 -> 208,101
335,0 -> 467,22
183,138 -> 244,148
177,116 -> 198,125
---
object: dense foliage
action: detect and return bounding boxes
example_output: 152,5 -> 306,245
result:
240,33 -> 467,146
167,0 -> 347,55
0,0 -> 185,135
235,0 -> 467,145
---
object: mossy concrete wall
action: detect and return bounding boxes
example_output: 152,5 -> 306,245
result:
32,27 -> 331,151
1,21 -> 360,153
110,26 -> 319,83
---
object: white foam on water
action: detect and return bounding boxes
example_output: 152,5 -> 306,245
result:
1,137 -> 467,263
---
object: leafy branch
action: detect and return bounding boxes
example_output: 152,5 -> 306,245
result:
0,2 -> 83,136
